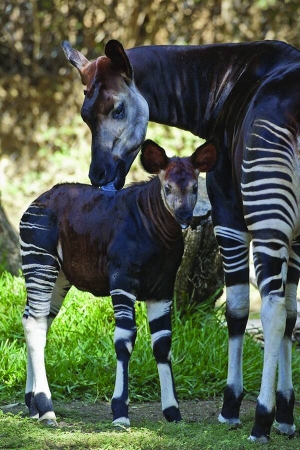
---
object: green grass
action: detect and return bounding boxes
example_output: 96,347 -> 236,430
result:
0,271 -> 269,404
1,408 -> 300,450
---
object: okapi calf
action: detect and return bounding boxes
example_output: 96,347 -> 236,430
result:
20,139 -> 217,427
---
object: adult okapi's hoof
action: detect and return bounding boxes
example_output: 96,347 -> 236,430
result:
274,421 -> 296,439
248,434 -> 269,444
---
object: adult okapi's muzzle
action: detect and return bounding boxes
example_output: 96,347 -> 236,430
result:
88,144 -> 139,189
88,154 -> 127,189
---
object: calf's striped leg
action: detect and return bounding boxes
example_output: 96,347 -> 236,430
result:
21,202 -> 71,424
146,299 -> 182,422
215,227 -> 251,425
111,289 -> 137,426
22,269 -> 71,425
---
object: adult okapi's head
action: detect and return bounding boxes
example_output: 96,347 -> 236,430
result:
61,40 -> 149,189
141,139 -> 217,229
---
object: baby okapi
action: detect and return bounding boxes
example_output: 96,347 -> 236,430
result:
20,139 -> 217,427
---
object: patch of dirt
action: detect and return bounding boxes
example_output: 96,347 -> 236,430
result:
1,398 -> 257,426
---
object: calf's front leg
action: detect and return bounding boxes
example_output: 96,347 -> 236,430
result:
110,289 -> 137,426
146,299 -> 182,422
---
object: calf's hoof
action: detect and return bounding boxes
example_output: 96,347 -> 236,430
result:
218,413 -> 241,427
39,418 -> 58,427
38,411 -> 57,427
163,406 -> 182,422
112,417 -> 130,429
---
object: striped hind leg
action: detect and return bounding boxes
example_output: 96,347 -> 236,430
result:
22,268 -> 70,425
110,289 -> 137,426
249,240 -> 290,442
146,299 -> 181,422
20,203 -> 71,425
214,226 -> 251,425
274,240 -> 299,437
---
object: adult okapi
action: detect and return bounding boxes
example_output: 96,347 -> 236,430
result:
20,139 -> 217,428
60,38 -> 300,443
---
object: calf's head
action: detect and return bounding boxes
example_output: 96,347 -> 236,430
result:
141,139 -> 217,229
61,40 -> 149,189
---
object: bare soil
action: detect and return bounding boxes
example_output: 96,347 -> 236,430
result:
1,398 -> 257,427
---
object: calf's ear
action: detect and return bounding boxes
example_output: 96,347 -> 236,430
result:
61,41 -> 90,84
190,139 -> 218,172
140,140 -> 169,174
105,40 -> 133,80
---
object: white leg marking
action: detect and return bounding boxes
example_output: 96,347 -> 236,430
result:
22,316 -> 51,398
114,327 -> 135,354
112,360 -> 126,400
226,284 -> 249,318
146,300 -> 172,322
258,294 -> 286,411
157,363 -> 178,411
227,336 -> 243,395
110,289 -> 136,302
225,284 -> 249,396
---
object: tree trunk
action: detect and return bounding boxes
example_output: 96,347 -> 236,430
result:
175,178 -> 224,311
0,201 -> 21,275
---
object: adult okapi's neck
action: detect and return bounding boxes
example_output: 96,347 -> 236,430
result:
137,178 -> 182,249
127,41 -> 300,140
127,45 -> 217,138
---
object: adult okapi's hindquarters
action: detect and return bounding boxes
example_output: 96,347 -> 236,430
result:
61,40 -> 149,189
218,76 -> 300,442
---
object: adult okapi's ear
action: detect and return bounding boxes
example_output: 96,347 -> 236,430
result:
61,41 -> 90,84
140,140 -> 169,174
105,40 -> 133,80
190,139 -> 218,172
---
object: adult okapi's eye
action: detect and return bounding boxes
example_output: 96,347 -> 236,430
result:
113,102 -> 125,119
83,89 -> 87,95
165,184 -> 171,195
192,183 -> 198,194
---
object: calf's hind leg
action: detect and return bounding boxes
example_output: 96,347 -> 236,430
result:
146,299 -> 182,422
22,264 -> 70,425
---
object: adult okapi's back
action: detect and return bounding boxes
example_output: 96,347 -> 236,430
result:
62,38 -> 300,442
20,139 -> 217,427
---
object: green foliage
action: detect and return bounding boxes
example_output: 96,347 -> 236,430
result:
1,271 -> 300,406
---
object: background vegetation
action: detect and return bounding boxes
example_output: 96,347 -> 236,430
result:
1,0 -> 300,231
